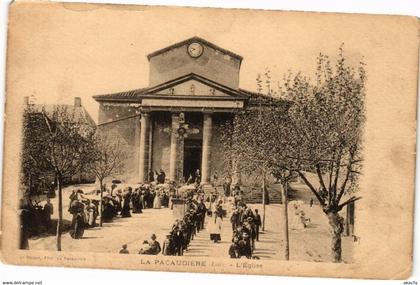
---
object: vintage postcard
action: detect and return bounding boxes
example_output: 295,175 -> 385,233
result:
0,1 -> 418,279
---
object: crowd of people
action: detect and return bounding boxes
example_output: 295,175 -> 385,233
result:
113,182 -> 267,259
117,186 -> 208,256
228,190 -> 262,259
66,172 -> 178,240
68,189 -> 100,239
161,195 -> 208,255
20,166 -> 275,259
101,181 -> 175,222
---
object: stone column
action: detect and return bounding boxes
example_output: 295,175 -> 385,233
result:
148,117 -> 153,175
169,112 -> 179,182
138,112 -> 150,183
201,112 -> 212,184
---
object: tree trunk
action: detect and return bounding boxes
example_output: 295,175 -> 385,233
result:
262,174 -> 266,231
327,211 -> 344,262
27,174 -> 32,197
282,182 -> 290,260
56,173 -> 62,251
99,180 -> 103,227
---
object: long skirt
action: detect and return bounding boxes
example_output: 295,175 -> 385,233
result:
153,196 -> 162,209
121,204 -> 131,217
70,214 -> 85,239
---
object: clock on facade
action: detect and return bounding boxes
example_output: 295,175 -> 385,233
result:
187,42 -> 204,58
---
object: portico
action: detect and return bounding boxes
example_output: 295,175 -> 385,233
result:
135,84 -> 246,184
93,37 -> 264,184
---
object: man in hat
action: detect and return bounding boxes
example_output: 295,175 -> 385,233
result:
196,198 -> 207,231
230,208 -> 240,232
172,226 -> 185,256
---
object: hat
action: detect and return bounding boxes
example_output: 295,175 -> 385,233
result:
151,234 -> 157,239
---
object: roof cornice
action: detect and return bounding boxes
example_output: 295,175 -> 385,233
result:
146,36 -> 243,62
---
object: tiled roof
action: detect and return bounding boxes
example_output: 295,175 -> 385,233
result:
93,73 -> 248,102
92,74 -> 288,108
30,104 -> 96,127
93,87 -> 148,101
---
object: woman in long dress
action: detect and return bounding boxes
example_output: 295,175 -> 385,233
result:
87,200 -> 97,227
153,191 -> 162,209
70,202 -> 85,239
121,190 -> 132,218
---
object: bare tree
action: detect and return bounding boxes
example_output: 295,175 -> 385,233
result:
87,132 -> 126,227
40,106 -> 95,251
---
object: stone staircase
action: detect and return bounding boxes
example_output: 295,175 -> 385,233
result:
201,183 -> 283,204
242,184 -> 283,204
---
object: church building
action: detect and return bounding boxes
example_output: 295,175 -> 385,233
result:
93,37 -> 274,185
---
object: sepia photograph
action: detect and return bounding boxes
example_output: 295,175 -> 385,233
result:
0,0 -> 419,283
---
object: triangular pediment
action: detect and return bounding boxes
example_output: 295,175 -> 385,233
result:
142,73 -> 248,100
149,79 -> 232,98
93,73 -> 249,102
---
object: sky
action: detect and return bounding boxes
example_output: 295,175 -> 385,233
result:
5,2 -> 416,123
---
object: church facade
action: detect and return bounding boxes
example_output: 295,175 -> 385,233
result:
93,37 -> 270,185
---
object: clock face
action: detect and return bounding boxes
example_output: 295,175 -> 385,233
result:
187,42 -> 204,58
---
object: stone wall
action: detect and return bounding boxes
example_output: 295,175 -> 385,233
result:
98,102 -> 141,182
151,112 -> 171,176
149,43 -> 240,89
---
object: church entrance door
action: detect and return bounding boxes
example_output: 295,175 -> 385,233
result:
183,138 -> 202,182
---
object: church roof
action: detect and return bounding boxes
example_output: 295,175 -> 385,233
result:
146,36 -> 243,62
93,73 -> 248,102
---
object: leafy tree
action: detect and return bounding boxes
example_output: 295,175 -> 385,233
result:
21,104 -> 54,197
220,95 -> 287,229
278,47 -> 366,262
87,131 -> 126,227
220,71 -> 293,259
222,46 -> 365,262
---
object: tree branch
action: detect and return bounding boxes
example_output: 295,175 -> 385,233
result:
297,170 -> 325,206
337,196 -> 362,211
